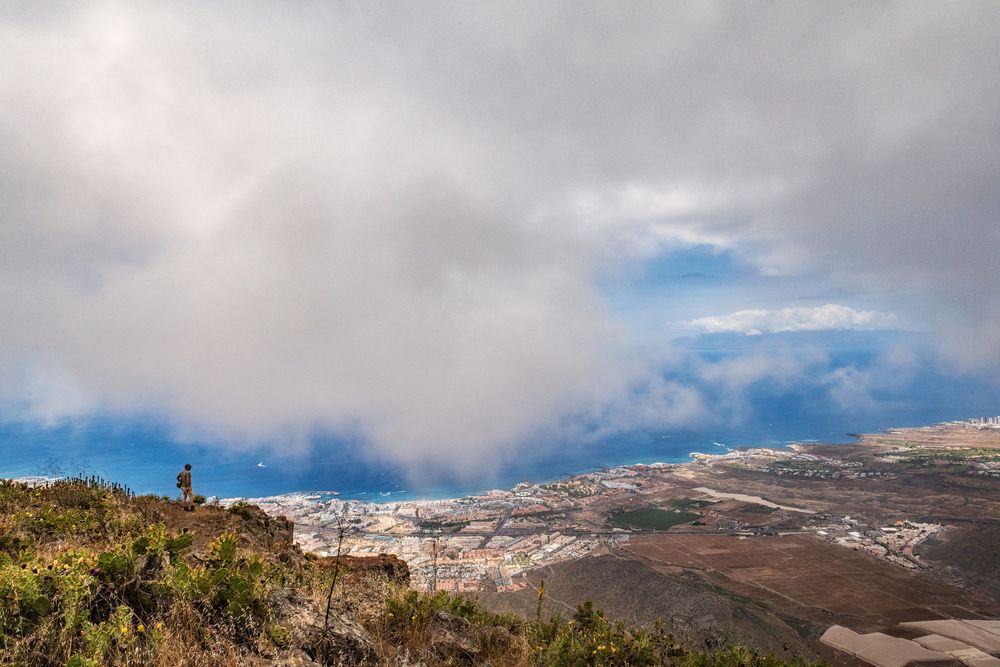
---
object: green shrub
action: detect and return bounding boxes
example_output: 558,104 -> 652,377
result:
385,589 -> 522,634
379,593 -> 823,667
168,531 -> 272,640
268,623 -> 291,648
228,501 -> 258,520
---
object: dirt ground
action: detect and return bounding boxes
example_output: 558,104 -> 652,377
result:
144,498 -> 296,556
623,533 -> 1000,634
859,425 -> 1000,450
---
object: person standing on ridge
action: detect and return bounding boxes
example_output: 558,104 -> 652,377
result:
177,463 -> 194,512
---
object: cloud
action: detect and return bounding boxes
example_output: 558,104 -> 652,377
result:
582,374 -> 708,439
0,3 -> 637,470
686,304 -> 898,336
1,2 -> 1000,475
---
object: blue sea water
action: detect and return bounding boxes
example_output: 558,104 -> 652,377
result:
0,399 -> 989,503
0,416 -> 853,501
1,333 -> 997,501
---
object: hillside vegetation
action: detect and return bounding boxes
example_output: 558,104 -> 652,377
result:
0,478 -> 823,666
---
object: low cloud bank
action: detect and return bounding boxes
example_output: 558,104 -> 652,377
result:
687,304 -> 898,336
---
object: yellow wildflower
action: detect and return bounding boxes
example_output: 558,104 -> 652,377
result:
137,624 -> 145,633
121,626 -> 129,635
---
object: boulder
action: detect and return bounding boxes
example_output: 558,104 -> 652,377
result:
274,590 -> 376,666
429,610 -> 479,664
319,554 -> 410,585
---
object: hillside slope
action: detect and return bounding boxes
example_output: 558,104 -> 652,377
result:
0,478 -> 821,666
475,554 -> 817,659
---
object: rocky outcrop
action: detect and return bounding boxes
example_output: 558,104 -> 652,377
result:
227,503 -> 295,548
429,610 -> 479,663
272,590 -> 376,666
321,554 -> 410,585
423,610 -> 518,666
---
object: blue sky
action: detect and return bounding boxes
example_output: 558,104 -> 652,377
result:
601,245 -> 882,339
1,2 -> 999,480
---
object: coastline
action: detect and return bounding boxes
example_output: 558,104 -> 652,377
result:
219,435 -> 853,508
214,438 -> 874,593
0,411 -> 873,500
211,419 -> 1000,595
0,429 -> 871,507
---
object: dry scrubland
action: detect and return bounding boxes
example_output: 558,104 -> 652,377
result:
255,422 -> 1000,663
4,422 -> 997,664
0,478 -> 820,666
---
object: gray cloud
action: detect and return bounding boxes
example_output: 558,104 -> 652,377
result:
2,2 -> 999,471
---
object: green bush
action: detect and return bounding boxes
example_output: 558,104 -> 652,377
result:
531,601 -> 655,666
380,593 -> 823,667
526,601 -> 822,667
385,589 -> 523,636
268,623 -> 291,648
228,501 -> 258,520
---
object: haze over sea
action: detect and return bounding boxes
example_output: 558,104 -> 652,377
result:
4,334 -> 997,501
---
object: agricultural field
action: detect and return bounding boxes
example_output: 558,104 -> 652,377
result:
623,533 -> 1000,634
607,506 -> 701,531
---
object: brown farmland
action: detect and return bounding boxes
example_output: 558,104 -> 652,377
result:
623,533 -> 1000,634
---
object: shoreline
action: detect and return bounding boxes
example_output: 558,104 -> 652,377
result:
7,418 -> 991,508
212,418 -> 1000,594
2,432 -> 864,506
215,439 -> 875,592
219,438 -> 847,508
0,417 -> 874,501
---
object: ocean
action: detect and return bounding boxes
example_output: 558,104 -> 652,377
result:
2,336 -> 997,500
0,404 -> 983,502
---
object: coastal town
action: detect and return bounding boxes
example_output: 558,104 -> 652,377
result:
222,420 -> 1000,593
224,471 -> 632,592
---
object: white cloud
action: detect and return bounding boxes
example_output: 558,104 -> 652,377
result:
1,2 -> 999,477
686,304 -> 898,336
589,374 -> 708,437
544,180 -> 784,258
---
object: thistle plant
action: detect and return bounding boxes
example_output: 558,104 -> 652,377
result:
323,508 -> 347,630
536,579 -> 545,624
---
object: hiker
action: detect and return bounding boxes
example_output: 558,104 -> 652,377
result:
177,463 -> 194,511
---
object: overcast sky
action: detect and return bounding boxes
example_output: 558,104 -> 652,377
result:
2,2 -> 999,472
